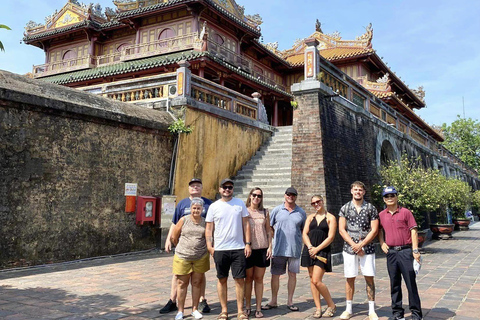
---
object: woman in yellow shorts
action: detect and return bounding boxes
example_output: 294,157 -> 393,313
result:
171,197 -> 210,320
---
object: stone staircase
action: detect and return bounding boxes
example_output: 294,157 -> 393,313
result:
233,126 -> 292,209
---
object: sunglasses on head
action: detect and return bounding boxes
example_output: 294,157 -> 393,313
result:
222,185 -> 233,190
384,194 -> 396,198
311,199 -> 323,206
251,193 -> 262,199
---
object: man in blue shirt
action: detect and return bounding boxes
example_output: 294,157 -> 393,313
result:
262,187 -> 306,312
160,178 -> 212,314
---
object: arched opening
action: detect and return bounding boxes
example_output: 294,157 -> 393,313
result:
158,28 -> 176,48
380,140 -> 396,168
62,50 -> 77,67
114,43 -> 130,61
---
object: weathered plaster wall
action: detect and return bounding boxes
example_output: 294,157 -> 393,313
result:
174,107 -> 271,200
0,71 -> 174,268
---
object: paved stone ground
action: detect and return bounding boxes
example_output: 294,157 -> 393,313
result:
1,222 -> 479,320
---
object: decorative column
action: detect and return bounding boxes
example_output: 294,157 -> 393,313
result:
176,60 -> 191,97
304,38 -> 320,81
290,37 -> 326,210
252,92 -> 267,122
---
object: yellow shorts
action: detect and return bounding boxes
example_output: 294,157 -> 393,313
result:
173,253 -> 210,275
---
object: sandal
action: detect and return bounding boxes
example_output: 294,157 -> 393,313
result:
245,309 -> 251,317
261,304 -> 278,310
255,311 -> 263,318
322,306 -> 337,317
287,305 -> 299,312
217,312 -> 228,320
237,312 -> 249,320
313,309 -> 322,318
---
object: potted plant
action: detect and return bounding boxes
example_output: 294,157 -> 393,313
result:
444,178 -> 472,230
374,156 -> 441,246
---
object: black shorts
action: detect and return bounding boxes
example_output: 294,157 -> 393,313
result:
213,249 -> 246,279
246,248 -> 270,269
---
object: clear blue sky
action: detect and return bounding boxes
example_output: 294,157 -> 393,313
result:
1,0 -> 479,126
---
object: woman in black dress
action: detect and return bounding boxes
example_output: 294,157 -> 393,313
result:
301,195 -> 337,318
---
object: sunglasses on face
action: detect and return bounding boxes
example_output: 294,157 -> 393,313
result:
251,193 -> 262,199
384,194 -> 396,198
286,193 -> 297,197
311,199 -> 323,206
222,185 -> 233,190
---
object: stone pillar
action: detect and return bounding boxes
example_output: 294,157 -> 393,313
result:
252,92 -> 267,123
304,38 -> 320,81
176,60 -> 191,97
290,38 -> 326,209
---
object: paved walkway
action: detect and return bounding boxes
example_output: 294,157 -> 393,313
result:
1,222 -> 480,320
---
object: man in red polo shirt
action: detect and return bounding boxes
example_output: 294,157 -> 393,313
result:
378,186 -> 423,320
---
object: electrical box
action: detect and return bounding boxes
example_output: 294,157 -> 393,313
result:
136,196 -> 157,225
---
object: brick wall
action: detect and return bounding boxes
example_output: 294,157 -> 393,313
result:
0,71 -> 174,268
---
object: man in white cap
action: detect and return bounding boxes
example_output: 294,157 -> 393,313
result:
378,186 -> 423,320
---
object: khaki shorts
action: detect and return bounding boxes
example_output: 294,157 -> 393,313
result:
173,253 -> 210,275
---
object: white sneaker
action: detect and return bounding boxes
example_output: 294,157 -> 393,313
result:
175,311 -> 184,320
369,311 -> 379,320
191,310 -> 203,319
340,311 -> 352,320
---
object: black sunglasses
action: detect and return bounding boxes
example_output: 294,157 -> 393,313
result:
251,193 -> 262,199
222,185 -> 233,190
384,194 -> 396,198
286,193 -> 297,197
311,199 -> 323,206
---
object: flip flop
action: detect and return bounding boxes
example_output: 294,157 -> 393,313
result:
217,312 -> 228,320
261,304 -> 278,310
287,305 -> 299,311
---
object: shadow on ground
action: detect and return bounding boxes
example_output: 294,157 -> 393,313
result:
0,285 -> 132,319
0,250 -> 163,280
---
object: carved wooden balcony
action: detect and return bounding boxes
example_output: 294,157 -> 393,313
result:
32,55 -> 95,78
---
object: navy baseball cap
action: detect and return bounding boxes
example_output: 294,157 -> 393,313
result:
285,187 -> 298,195
220,178 -> 234,186
189,178 -> 202,185
382,186 -> 398,197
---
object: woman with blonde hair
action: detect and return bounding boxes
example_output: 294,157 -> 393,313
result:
171,197 -> 210,320
301,195 -> 337,318
244,187 -> 272,318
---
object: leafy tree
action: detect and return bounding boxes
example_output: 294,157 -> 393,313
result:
0,24 -> 11,52
441,115 -> 480,171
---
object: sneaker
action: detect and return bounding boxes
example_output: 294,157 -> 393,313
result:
175,311 -> 184,320
369,311 -> 379,320
159,299 -> 178,314
191,310 -> 203,319
198,299 -> 211,313
340,311 -> 352,320
388,317 -> 405,320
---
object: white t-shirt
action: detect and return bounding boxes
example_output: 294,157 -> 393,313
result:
205,197 -> 249,251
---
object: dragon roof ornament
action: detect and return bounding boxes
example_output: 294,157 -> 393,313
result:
25,0 -> 111,34
412,86 -> 426,103
355,23 -> 373,48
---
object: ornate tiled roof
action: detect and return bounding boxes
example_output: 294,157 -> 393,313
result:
41,50 -> 207,84
286,47 -> 375,66
25,0 -> 261,43
40,49 -> 292,97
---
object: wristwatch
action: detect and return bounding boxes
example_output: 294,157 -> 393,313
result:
412,249 -> 419,254
245,242 -> 252,245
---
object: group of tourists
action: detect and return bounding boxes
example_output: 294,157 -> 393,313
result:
160,178 -> 423,320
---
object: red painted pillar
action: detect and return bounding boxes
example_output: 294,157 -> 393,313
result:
273,100 -> 279,126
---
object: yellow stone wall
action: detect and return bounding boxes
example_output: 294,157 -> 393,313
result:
174,107 -> 271,200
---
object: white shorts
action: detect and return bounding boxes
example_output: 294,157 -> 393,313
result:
342,251 -> 375,278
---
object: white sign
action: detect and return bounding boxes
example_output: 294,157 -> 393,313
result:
124,183 -> 138,196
